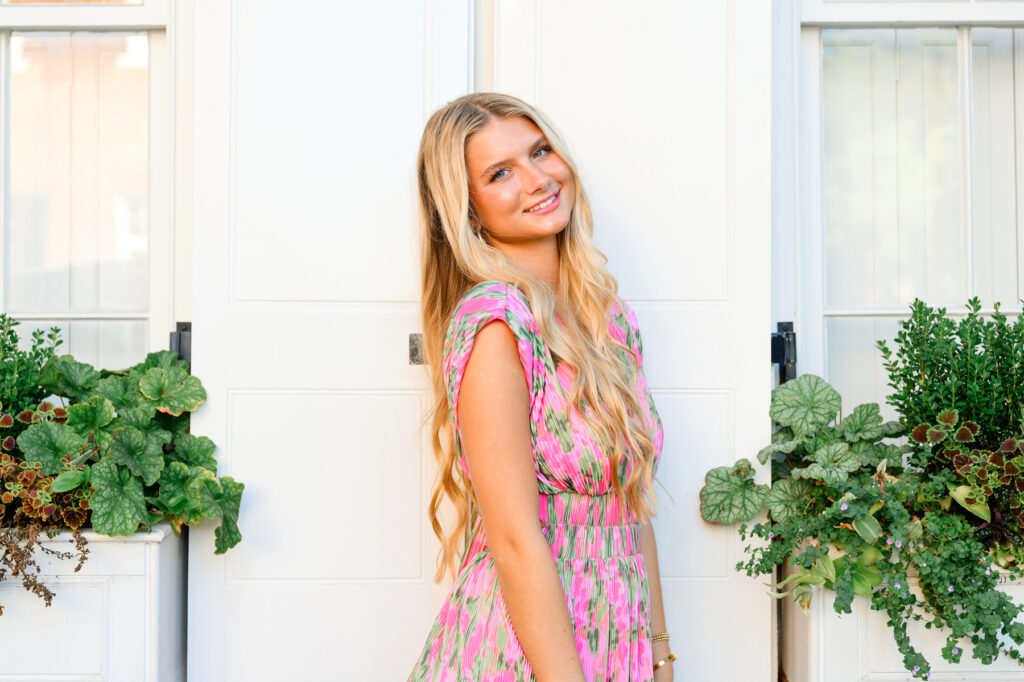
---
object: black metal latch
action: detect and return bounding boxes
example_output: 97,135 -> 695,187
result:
771,321 -> 796,384
170,322 -> 192,365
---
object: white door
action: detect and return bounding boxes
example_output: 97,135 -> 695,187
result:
188,1 -> 773,680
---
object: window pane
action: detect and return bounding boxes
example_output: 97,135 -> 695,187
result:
825,317 -> 902,421
822,28 -> 962,310
14,319 -> 147,372
8,32 -> 149,315
970,28 -> 1020,306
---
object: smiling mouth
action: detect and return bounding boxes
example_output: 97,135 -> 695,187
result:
524,191 -> 559,213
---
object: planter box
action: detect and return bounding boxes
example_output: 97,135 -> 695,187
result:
0,522 -> 186,682
782,559 -> 1024,681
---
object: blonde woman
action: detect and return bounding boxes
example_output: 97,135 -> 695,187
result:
408,92 -> 673,682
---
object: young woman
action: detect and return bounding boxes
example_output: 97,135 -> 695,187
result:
408,92 -> 673,682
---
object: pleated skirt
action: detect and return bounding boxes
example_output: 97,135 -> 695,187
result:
407,492 -> 653,682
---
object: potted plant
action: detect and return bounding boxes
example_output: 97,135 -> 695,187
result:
699,298 -> 1024,680
0,313 -> 244,680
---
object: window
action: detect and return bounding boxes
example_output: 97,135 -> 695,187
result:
0,0 -> 181,372
795,23 -> 1024,417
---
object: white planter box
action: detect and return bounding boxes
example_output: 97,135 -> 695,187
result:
0,521 -> 186,682
782,560 -> 1024,681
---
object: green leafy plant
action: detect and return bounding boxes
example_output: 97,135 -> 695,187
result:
700,373 -> 1024,678
0,316 -> 244,615
0,314 -> 63,415
878,297 -> 1024,450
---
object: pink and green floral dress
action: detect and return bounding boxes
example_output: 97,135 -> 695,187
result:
408,280 -> 664,681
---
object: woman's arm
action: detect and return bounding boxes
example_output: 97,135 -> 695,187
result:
641,520 -> 674,682
458,319 -> 586,682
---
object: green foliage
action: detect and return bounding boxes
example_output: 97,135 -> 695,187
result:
0,316 -> 241,557
0,314 -> 63,415
699,458 -> 768,525
769,373 -> 841,436
703,372 -> 1024,678
878,297 -> 1024,449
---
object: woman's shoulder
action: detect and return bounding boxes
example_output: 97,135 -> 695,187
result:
450,280 -> 533,323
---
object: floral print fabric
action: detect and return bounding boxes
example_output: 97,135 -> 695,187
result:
408,280 -> 664,681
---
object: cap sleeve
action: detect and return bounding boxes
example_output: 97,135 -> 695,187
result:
609,297 -> 644,373
624,301 -> 645,371
442,280 -> 543,480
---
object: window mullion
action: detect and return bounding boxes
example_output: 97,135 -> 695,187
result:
959,24 -> 976,300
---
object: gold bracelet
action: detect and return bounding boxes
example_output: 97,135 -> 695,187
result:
653,653 -> 676,671
651,632 -> 670,643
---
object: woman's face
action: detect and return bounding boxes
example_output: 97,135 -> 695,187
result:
464,115 -> 575,251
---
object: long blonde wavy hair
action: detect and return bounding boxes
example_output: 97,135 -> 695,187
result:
417,92 -> 657,582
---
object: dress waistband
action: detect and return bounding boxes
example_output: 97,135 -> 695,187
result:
538,490 -> 637,526
461,491 -> 643,566
538,491 -> 642,561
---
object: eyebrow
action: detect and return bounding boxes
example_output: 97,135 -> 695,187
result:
479,135 -> 549,179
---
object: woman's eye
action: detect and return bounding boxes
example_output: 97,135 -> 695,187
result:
490,168 -> 508,181
534,144 -> 552,158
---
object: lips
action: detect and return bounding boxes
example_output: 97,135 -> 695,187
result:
524,190 -> 559,213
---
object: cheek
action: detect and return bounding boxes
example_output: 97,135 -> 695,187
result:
552,160 -> 574,189
482,186 -> 522,216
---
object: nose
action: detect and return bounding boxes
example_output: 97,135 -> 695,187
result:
523,159 -> 551,194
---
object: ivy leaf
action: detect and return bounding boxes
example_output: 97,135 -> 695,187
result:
201,477 -> 244,554
850,441 -> 885,468
17,421 -> 87,475
880,421 -> 905,437
769,374 -> 841,436
841,403 -> 884,442
89,456 -> 148,536
699,458 -> 769,524
67,396 -> 116,451
154,461 -> 211,520
765,479 -> 816,523
791,442 -> 860,486
127,350 -> 190,385
139,367 -> 207,417
154,410 -> 190,440
37,355 -> 101,402
169,433 -> 218,470
757,437 -> 804,465
119,405 -> 174,447
94,375 -> 141,412
109,427 -> 165,486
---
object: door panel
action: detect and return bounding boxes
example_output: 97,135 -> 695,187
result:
188,2 -> 470,680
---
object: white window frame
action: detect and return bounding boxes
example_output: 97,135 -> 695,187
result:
774,0 -> 1024,380
0,0 -> 192,357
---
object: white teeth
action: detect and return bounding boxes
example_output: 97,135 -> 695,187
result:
526,193 -> 557,212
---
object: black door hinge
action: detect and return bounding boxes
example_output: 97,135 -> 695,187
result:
170,322 -> 192,366
771,321 -> 796,384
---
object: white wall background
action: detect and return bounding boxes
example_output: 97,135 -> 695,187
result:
188,1 -> 773,680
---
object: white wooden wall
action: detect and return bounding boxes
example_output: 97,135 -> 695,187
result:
189,1 -> 773,680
